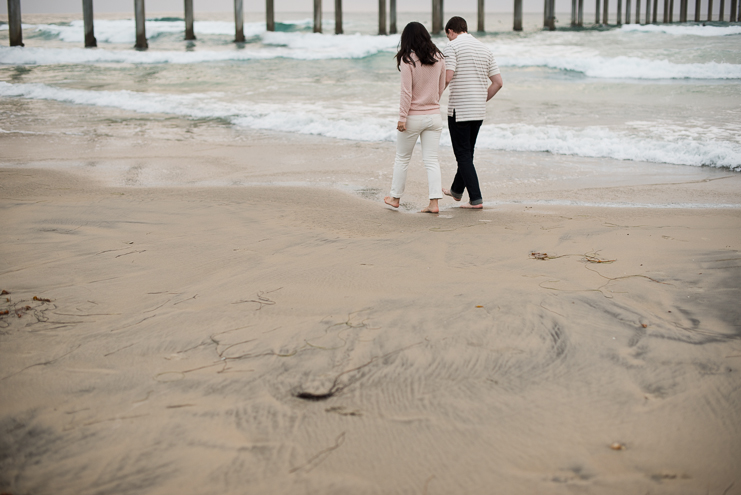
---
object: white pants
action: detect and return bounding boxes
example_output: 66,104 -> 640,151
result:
389,114 -> 443,200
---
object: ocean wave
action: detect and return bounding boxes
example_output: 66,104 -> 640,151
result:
0,32 -> 398,65
24,19 -> 314,43
498,55 -> 741,79
1,81 -> 738,170
620,24 -> 741,37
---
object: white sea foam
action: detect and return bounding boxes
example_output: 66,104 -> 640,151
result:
0,35 -> 397,65
26,19 -> 316,43
2,81 -> 739,170
497,55 -> 741,79
620,24 -> 741,37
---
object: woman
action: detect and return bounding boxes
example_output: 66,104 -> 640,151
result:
384,22 -> 446,214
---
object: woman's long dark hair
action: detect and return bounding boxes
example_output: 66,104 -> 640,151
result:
395,22 -> 443,71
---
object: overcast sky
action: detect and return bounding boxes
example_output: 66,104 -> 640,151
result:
1,0 -> 582,16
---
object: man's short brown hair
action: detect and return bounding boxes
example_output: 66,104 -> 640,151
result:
445,16 -> 468,34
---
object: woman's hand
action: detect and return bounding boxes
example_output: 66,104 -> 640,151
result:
397,121 -> 406,132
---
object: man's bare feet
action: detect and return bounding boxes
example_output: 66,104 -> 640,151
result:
442,188 -> 461,202
459,203 -> 483,209
384,196 -> 400,208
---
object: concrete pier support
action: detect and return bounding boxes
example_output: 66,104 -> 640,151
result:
694,0 -> 701,20
83,0 -> 97,47
719,0 -> 725,20
314,0 -> 322,33
707,0 -> 713,21
266,0 -> 275,32
184,0 -> 195,40
390,0 -> 397,33
544,0 -> 556,29
571,0 -> 578,25
603,0 -> 609,24
234,0 -> 245,41
663,0 -> 668,21
731,0 -> 738,21
7,0 -> 23,47
578,0 -> 584,25
679,0 -> 687,21
135,0 -> 148,49
514,0 -> 523,30
669,0 -> 675,21
432,0 -> 443,34
617,0 -> 623,23
335,0 -> 343,34
596,0 -> 601,24
379,0 -> 387,35
653,0 -> 658,21
626,0 -> 632,22
478,0 -> 485,31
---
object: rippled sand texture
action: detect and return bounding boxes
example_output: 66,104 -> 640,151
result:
1,169 -> 740,495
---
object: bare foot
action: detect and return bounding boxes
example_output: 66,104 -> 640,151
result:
384,196 -> 400,208
442,188 -> 461,202
459,203 -> 483,209
421,198 -> 439,213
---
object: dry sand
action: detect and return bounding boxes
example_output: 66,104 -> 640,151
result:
1,131 -> 741,495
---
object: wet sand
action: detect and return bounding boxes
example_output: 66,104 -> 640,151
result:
1,131 -> 741,495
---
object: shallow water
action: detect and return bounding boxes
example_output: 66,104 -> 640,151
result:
1,12 -> 740,181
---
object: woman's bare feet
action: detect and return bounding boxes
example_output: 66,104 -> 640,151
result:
384,196 -> 400,208
421,198 -> 439,213
459,203 -> 483,209
442,188 -> 461,202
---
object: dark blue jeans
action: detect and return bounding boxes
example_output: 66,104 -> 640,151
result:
448,112 -> 483,205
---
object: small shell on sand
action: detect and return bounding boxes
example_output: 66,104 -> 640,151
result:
610,443 -> 626,450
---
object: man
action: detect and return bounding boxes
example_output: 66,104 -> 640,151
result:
442,16 -> 503,209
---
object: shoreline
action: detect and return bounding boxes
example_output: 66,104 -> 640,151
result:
1,166 -> 740,494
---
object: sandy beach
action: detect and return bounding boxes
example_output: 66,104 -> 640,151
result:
1,126 -> 740,494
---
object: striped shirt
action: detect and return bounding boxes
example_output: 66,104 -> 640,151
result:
443,33 -> 500,122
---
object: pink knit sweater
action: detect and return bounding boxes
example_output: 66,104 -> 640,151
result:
398,53 -> 446,122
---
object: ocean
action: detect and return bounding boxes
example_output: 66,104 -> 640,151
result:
1,11 -> 740,195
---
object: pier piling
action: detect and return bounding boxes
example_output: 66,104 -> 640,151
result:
544,0 -> 556,29
7,0 -> 23,47
432,0 -> 443,34
636,0 -> 641,22
267,0 -> 275,32
707,0 -> 713,21
478,0 -> 485,31
617,0 -> 623,23
379,0 -> 387,35
603,0 -> 609,24
234,0 -> 245,41
596,0 -> 601,23
719,0 -> 725,20
314,0 -> 322,33
514,0 -> 523,30
652,0 -> 658,21
390,0 -> 397,34
571,0 -> 577,26
626,0 -> 632,22
679,0 -> 687,21
135,0 -> 148,49
669,0 -> 675,21
662,0 -> 668,21
694,0 -> 700,20
335,0 -> 343,34
184,0 -> 195,40
83,0 -> 97,47
578,0 -> 584,25
730,0 -> 737,20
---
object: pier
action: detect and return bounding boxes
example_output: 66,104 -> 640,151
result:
4,0 -> 741,49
